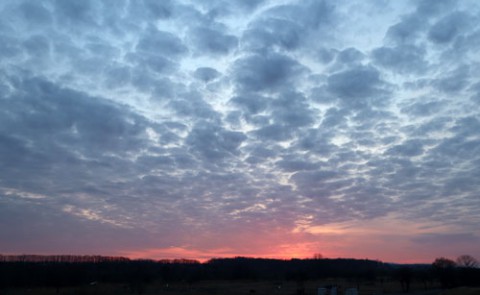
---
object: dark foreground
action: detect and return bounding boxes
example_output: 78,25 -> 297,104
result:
0,280 -> 457,295
1,256 -> 479,295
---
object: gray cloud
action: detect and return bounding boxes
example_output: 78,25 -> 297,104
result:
1,0 -> 479,262
412,233 -> 480,246
416,0 -> 456,17
262,0 -> 334,31
276,158 -> 320,173
170,103 -> 218,124
139,0 -> 173,19
336,47 -> 365,65
193,67 -> 221,83
251,124 -> 294,142
372,45 -> 427,74
53,0 -> 96,25
385,14 -> 426,45
290,170 -> 338,192
189,26 -> 238,55
400,100 -> 445,117
431,65 -> 470,93
428,12 -> 471,44
186,121 -> 247,161
386,139 -> 425,157
1,77 -> 149,155
326,65 -> 390,108
242,18 -> 303,52
18,2 -> 53,26
230,93 -> 269,115
233,52 -> 306,93
136,28 -> 188,57
270,91 -> 316,127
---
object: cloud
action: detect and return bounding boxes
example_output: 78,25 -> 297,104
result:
2,77 -> 149,152
0,75 -> 151,197
336,47 -> 365,65
290,170 -> 339,193
193,67 -> 221,83
0,194 -> 159,254
251,124 -> 294,142
326,65 -> 390,108
431,65 -> 470,93
168,92 -> 220,121
386,139 -> 425,157
139,0 -> 173,19
262,0 -> 334,31
1,0 -> 480,263
230,94 -> 269,115
416,0 -> 456,17
18,2 -> 53,26
372,45 -> 428,74
186,121 -> 247,161
400,100 -> 445,117
241,0 -> 335,53
385,14 -> 426,45
233,52 -> 306,93
270,91 -> 316,127
294,128 -> 335,157
189,26 -> 238,55
242,18 -> 303,52
428,12 -> 471,44
136,28 -> 188,57
193,0 -> 266,15
276,158 -> 320,173
53,0 -> 96,24
412,233 -> 480,246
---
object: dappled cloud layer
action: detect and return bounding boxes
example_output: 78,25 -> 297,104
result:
1,0 -> 479,262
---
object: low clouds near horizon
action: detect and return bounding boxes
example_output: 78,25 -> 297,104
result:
1,0 -> 479,263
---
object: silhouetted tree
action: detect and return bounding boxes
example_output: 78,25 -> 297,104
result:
454,255 -> 480,287
456,255 -> 479,268
432,257 -> 456,288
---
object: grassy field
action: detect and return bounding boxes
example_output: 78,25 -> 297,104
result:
0,279 -> 447,295
439,287 -> 480,295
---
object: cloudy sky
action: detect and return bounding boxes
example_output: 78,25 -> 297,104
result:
1,0 -> 479,263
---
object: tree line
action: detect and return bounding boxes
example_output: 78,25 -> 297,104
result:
0,254 -> 478,293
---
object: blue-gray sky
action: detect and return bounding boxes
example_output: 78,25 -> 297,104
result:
1,0 -> 479,263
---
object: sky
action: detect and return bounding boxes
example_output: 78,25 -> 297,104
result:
1,0 -> 480,264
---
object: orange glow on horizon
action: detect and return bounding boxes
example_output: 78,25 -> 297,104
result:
120,241 -> 349,263
116,214 -> 478,264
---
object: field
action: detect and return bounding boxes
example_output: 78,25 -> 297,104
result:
0,279 -> 448,295
439,287 -> 480,295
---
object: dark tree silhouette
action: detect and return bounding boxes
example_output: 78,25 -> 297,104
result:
456,255 -> 479,268
432,257 -> 456,288
455,255 -> 480,287
3,254 -> 468,293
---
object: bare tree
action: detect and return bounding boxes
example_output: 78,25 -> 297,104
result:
456,255 -> 479,268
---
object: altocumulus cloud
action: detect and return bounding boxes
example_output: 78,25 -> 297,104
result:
0,0 -> 480,262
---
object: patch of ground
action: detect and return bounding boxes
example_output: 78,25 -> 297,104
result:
439,287 -> 480,295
